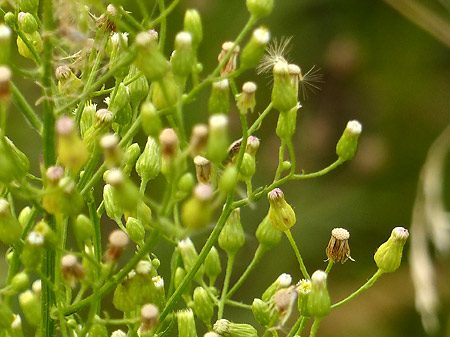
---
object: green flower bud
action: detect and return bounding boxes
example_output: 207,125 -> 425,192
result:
307,270 -> 330,317
4,13 -> 15,27
246,0 -> 274,18
219,166 -> 238,194
18,12 -> 37,33
0,199 -> 22,244
174,267 -> 192,301
80,101 -> 97,138
103,183 -> 123,223
251,298 -> 272,326
213,319 -> 257,337
107,32 -> 129,79
189,124 -> 208,157
123,143 -> 141,175
241,27 -> 270,70
208,79 -> 230,115
152,71 -> 179,110
0,25 -> 11,65
17,0 -> 39,14
336,120 -> 362,162
239,153 -> 256,180
0,298 -> 13,329
55,65 -> 83,96
181,183 -> 213,229
83,108 -> 114,151
219,208 -> 245,255
11,314 -> 24,337
17,31 -> 42,59
178,238 -> 204,282
172,32 -> 194,77
19,290 -> 40,326
89,323 -> 108,337
262,273 -> 292,302
105,168 -> 141,213
271,60 -> 298,112
56,116 -> 89,172
374,227 -> 409,273
276,106 -> 298,141
236,82 -> 257,114
0,136 -> 30,181
281,160 -> 291,172
136,136 -> 161,182
267,188 -> 296,232
136,31 -> 170,81
126,217 -> 145,243
56,177 -> 84,216
34,220 -> 58,249
152,276 -> 166,310
21,231 -> 43,270
296,279 -> 311,317
100,134 -> 122,168
206,114 -> 229,164
193,286 -> 214,326
177,309 -> 197,337
178,172 -> 195,195
126,65 -> 149,108
74,214 -> 94,247
141,101 -> 162,138
184,9 -> 203,48
204,246 -> 221,285
11,272 -> 29,293
110,82 -> 130,114
113,274 -> 137,312
255,215 -> 282,249
137,201 -> 152,229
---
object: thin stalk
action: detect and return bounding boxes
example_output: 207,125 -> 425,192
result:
285,229 -> 310,279
309,317 -> 322,337
11,82 -> 43,133
286,316 -> 308,337
87,193 -> 102,271
218,253 -> 236,319
273,140 -> 286,182
331,269 -> 384,309
248,102 -> 273,135
149,0 -> 180,29
227,245 -> 266,298
325,260 -> 334,274
157,0 -> 167,50
287,140 -> 296,176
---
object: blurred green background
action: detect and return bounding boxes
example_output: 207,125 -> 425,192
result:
4,0 -> 450,336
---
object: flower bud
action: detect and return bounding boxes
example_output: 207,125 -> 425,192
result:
181,183 -> 213,229
219,166 -> 238,194
56,116 -> 89,172
213,319 -> 257,337
136,31 -> 170,81
107,32 -> 129,79
100,134 -> 122,167
103,183 -> 123,224
307,270 -> 330,317
296,279 -> 311,317
56,177 -> 84,216
19,290 -> 40,326
276,105 -> 298,141
105,168 -> 141,213
177,309 -> 197,337
104,229 -> 129,263
21,231 -> 43,270
18,12 -> 37,33
18,206 -> 33,229
17,31 -> 43,59
136,136 -> 161,183
80,101 -> 97,137
11,272 -> 29,293
272,60 -> 298,112
34,220 -> 58,249
152,71 -> 179,110
267,188 -> 296,232
74,214 -> 94,247
83,108 -> 114,151
0,25 -> 12,65
204,246 -> 221,285
140,101 -> 162,138
193,286 -> 214,325
126,217 -> 145,243
17,0 -> 39,14
140,304 -> 159,333
184,9 -> 203,48
61,254 -> 85,286
336,120 -> 362,161
0,198 -> 22,244
126,65 -> 149,108
0,298 -> 13,329
0,136 -> 29,182
152,276 -> 166,310
236,82 -> 257,114
123,143 -> 141,175
56,65 -> 82,96
177,172 -> 195,195
172,31 -> 194,77
178,238 -> 204,282
246,0 -> 274,18
239,153 -> 256,180
374,227 -> 409,273
0,66 -> 11,103
326,227 -> 354,264
11,314 -> 24,337
89,323 -> 108,337
251,298 -> 272,326
208,79 -> 230,115
218,42 -> 240,76
206,114 -> 229,164
262,273 -> 292,302
241,27 -> 270,70
255,215 -> 282,249
189,124 -> 208,157
219,208 -> 245,255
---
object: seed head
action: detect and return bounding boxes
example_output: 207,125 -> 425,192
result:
326,227 -> 354,263
218,41 -> 240,76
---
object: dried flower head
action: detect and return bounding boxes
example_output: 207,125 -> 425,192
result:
140,304 -> 159,332
325,227 -> 354,263
194,155 -> 212,184
61,254 -> 85,286
0,66 -> 12,101
257,36 -> 291,74
218,41 -> 240,75
104,229 -> 129,263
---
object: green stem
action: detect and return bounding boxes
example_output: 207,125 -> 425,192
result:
285,229 -> 310,279
10,82 -> 43,133
287,140 -> 296,176
149,0 -> 180,29
227,245 -> 266,298
248,102 -> 273,134
286,316 -> 308,337
309,317 -> 322,337
157,0 -> 167,50
273,140 -> 286,181
87,193 -> 102,272
325,260 -> 334,274
331,269 -> 384,309
218,253 -> 236,319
